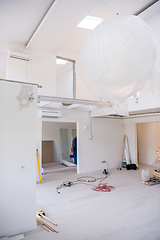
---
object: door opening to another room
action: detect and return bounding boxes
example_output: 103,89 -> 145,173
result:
42,121 -> 77,174
59,127 -> 77,166
137,122 -> 159,166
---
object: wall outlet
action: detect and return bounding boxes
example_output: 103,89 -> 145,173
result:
102,161 -> 106,163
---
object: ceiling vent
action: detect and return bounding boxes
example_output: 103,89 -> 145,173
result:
42,110 -> 62,118
10,51 -> 32,61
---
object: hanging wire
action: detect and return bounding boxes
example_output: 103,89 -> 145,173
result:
116,0 -> 119,15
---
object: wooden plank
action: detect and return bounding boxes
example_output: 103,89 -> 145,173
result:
36,210 -> 57,226
36,215 -> 59,233
0,78 -> 38,86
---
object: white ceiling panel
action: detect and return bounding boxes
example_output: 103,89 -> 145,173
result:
0,0 -> 159,53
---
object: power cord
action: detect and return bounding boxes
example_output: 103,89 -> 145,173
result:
56,161 -> 115,194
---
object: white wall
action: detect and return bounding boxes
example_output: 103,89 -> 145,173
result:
127,91 -> 160,113
123,123 -> 137,164
0,81 -> 37,237
56,64 -> 73,98
0,49 -> 9,78
79,117 -> 124,172
42,121 -> 76,162
7,50 -> 56,97
41,111 -> 124,173
123,114 -> 160,166
155,122 -> 160,159
137,123 -> 156,165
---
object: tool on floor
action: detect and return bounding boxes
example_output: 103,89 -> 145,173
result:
36,207 -> 58,233
118,135 -> 132,170
142,169 -> 160,186
36,149 -> 41,184
56,161 -> 115,194
142,177 -> 160,186
102,160 -> 109,175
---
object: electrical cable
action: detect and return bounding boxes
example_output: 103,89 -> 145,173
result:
56,161 -> 115,194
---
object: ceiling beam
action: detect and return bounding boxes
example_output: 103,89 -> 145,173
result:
134,0 -> 159,16
25,0 -> 56,48
38,95 -> 111,107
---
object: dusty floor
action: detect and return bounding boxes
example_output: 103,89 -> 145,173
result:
24,163 -> 160,240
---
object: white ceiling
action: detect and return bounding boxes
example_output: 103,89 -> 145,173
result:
0,0 -> 159,54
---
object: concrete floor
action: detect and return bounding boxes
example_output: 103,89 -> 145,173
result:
24,164 -> 160,240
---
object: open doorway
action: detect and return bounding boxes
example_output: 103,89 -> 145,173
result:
137,122 -> 159,165
59,127 -> 77,166
41,121 -> 77,174
56,56 -> 76,99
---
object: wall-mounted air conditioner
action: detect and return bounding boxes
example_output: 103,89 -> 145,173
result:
42,110 -> 62,118
10,51 -> 32,61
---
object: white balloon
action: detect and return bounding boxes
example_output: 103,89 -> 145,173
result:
76,15 -> 160,115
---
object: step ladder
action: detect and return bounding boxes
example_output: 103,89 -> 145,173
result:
119,135 -> 131,170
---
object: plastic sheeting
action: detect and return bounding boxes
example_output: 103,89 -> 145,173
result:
76,15 -> 160,116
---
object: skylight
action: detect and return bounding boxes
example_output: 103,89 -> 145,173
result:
56,58 -> 68,64
77,15 -> 104,30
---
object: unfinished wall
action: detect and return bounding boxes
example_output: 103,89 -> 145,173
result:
0,80 -> 37,237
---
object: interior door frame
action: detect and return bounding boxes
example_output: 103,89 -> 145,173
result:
58,126 -> 77,162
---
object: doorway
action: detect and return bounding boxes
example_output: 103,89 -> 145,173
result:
42,121 -> 77,174
137,122 -> 157,165
59,127 -> 77,166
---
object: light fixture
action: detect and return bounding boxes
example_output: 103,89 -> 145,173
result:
77,15 -> 104,30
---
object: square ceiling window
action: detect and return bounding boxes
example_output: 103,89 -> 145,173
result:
77,15 -> 104,30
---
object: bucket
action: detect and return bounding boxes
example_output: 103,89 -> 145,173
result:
141,169 -> 149,181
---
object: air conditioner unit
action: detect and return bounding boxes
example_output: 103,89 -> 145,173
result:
10,51 -> 32,61
42,110 -> 62,118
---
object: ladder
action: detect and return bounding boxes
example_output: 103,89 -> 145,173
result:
119,135 -> 131,170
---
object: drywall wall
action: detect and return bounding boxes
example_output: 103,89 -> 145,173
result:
0,49 -> 9,78
41,111 -> 124,174
42,121 -> 76,162
6,48 -> 100,101
156,122 -> 160,159
0,80 -> 37,237
56,63 -> 73,98
123,115 -> 160,166
7,50 -> 56,96
137,123 -> 156,165
123,123 -> 137,164
127,91 -> 160,113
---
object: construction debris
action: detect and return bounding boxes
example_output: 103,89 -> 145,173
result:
142,169 -> 160,186
36,207 -> 58,233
